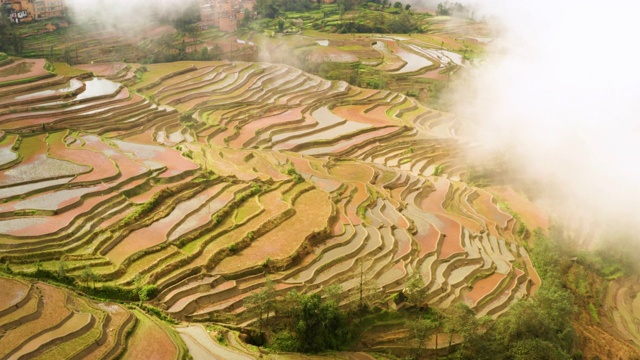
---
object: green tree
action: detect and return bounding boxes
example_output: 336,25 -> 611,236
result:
436,3 -> 450,16
274,291 -> 350,353
172,1 -> 201,32
405,274 -> 427,308
63,47 -> 73,64
256,0 -> 280,18
244,278 -> 276,335
295,293 -> 348,352
488,280 -> 574,359
184,24 -> 199,52
240,8 -> 253,27
386,10 -> 421,33
138,284 -> 158,306
322,283 -> 344,306
57,260 -> 67,278
79,266 -> 98,289
409,318 -> 438,357
0,17 -> 23,55
442,302 -> 478,353
199,46 -> 210,61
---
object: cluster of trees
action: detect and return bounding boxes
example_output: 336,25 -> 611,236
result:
436,2 -> 473,18
336,0 -> 410,12
255,0 -> 318,19
171,1 -> 201,33
244,281 -> 349,352
335,8 -> 422,34
254,0 -> 422,34
142,40 -> 223,64
0,16 -> 23,55
140,26 -> 223,64
244,276 -> 383,352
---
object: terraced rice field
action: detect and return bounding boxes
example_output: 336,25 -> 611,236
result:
602,278 -> 640,347
0,40 -> 541,356
0,276 -> 170,359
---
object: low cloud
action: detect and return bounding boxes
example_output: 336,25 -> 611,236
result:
452,1 -> 640,241
65,0 -> 193,28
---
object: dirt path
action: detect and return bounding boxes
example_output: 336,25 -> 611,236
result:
177,325 -> 253,360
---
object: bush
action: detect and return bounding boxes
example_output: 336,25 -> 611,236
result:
85,284 -> 138,301
139,284 -> 158,301
285,166 -> 304,183
272,292 -> 351,353
433,164 -> 445,176
588,303 -> 599,323
271,331 -> 298,352
141,304 -> 178,324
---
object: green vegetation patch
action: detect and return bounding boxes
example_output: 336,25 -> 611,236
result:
52,62 -> 92,77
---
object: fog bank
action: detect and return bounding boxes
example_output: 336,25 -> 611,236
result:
453,1 -> 640,241
64,0 -> 192,27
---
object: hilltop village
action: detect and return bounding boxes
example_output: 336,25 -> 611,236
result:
2,0 -> 266,32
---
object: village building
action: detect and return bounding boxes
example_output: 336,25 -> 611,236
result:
33,0 -> 64,20
6,0 -> 34,23
3,0 -> 64,23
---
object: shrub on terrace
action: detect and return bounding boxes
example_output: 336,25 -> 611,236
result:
285,166 -> 304,183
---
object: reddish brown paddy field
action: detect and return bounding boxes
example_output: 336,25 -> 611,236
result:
413,220 -> 440,258
487,185 -> 549,232
332,105 -> 400,127
307,126 -> 400,156
47,132 -> 119,184
0,282 -> 71,359
307,46 -> 359,63
463,272 -> 507,306
374,39 -> 406,71
0,87 -> 131,130
250,153 -> 289,181
0,277 -> 29,310
288,156 -> 327,180
472,188 -> 511,229
74,62 -> 128,77
112,140 -> 198,179
330,162 -> 374,184
228,107 -> 305,148
3,193 -> 107,237
417,68 -> 447,81
214,188 -> 332,274
325,163 -> 371,216
419,179 -> 464,258
365,103 -> 411,123
0,59 -> 49,83
122,310 -> 178,360
107,185 -> 223,265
